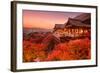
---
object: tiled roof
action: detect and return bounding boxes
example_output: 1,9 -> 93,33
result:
74,13 -> 90,22
54,13 -> 91,30
54,24 -> 65,29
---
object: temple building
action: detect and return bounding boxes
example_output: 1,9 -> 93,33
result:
53,13 -> 91,38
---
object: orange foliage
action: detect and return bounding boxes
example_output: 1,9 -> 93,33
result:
23,38 -> 91,62
46,38 -> 91,61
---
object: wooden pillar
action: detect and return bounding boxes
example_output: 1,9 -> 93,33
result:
67,28 -> 69,36
73,28 -> 75,37
83,29 -> 84,36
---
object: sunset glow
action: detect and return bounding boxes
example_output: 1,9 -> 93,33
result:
23,10 -> 82,29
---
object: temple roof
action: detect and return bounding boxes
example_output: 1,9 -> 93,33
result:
53,13 -> 91,30
65,18 -> 90,28
54,24 -> 65,29
74,13 -> 91,22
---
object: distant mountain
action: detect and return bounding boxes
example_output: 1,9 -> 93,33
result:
23,27 -> 53,34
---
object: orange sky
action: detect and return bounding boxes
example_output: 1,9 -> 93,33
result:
23,10 -> 82,29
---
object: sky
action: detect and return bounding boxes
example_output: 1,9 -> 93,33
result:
23,10 -> 83,29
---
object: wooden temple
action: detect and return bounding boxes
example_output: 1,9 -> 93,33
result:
53,13 -> 91,38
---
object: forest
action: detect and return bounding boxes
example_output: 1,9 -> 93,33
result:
23,31 -> 91,62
